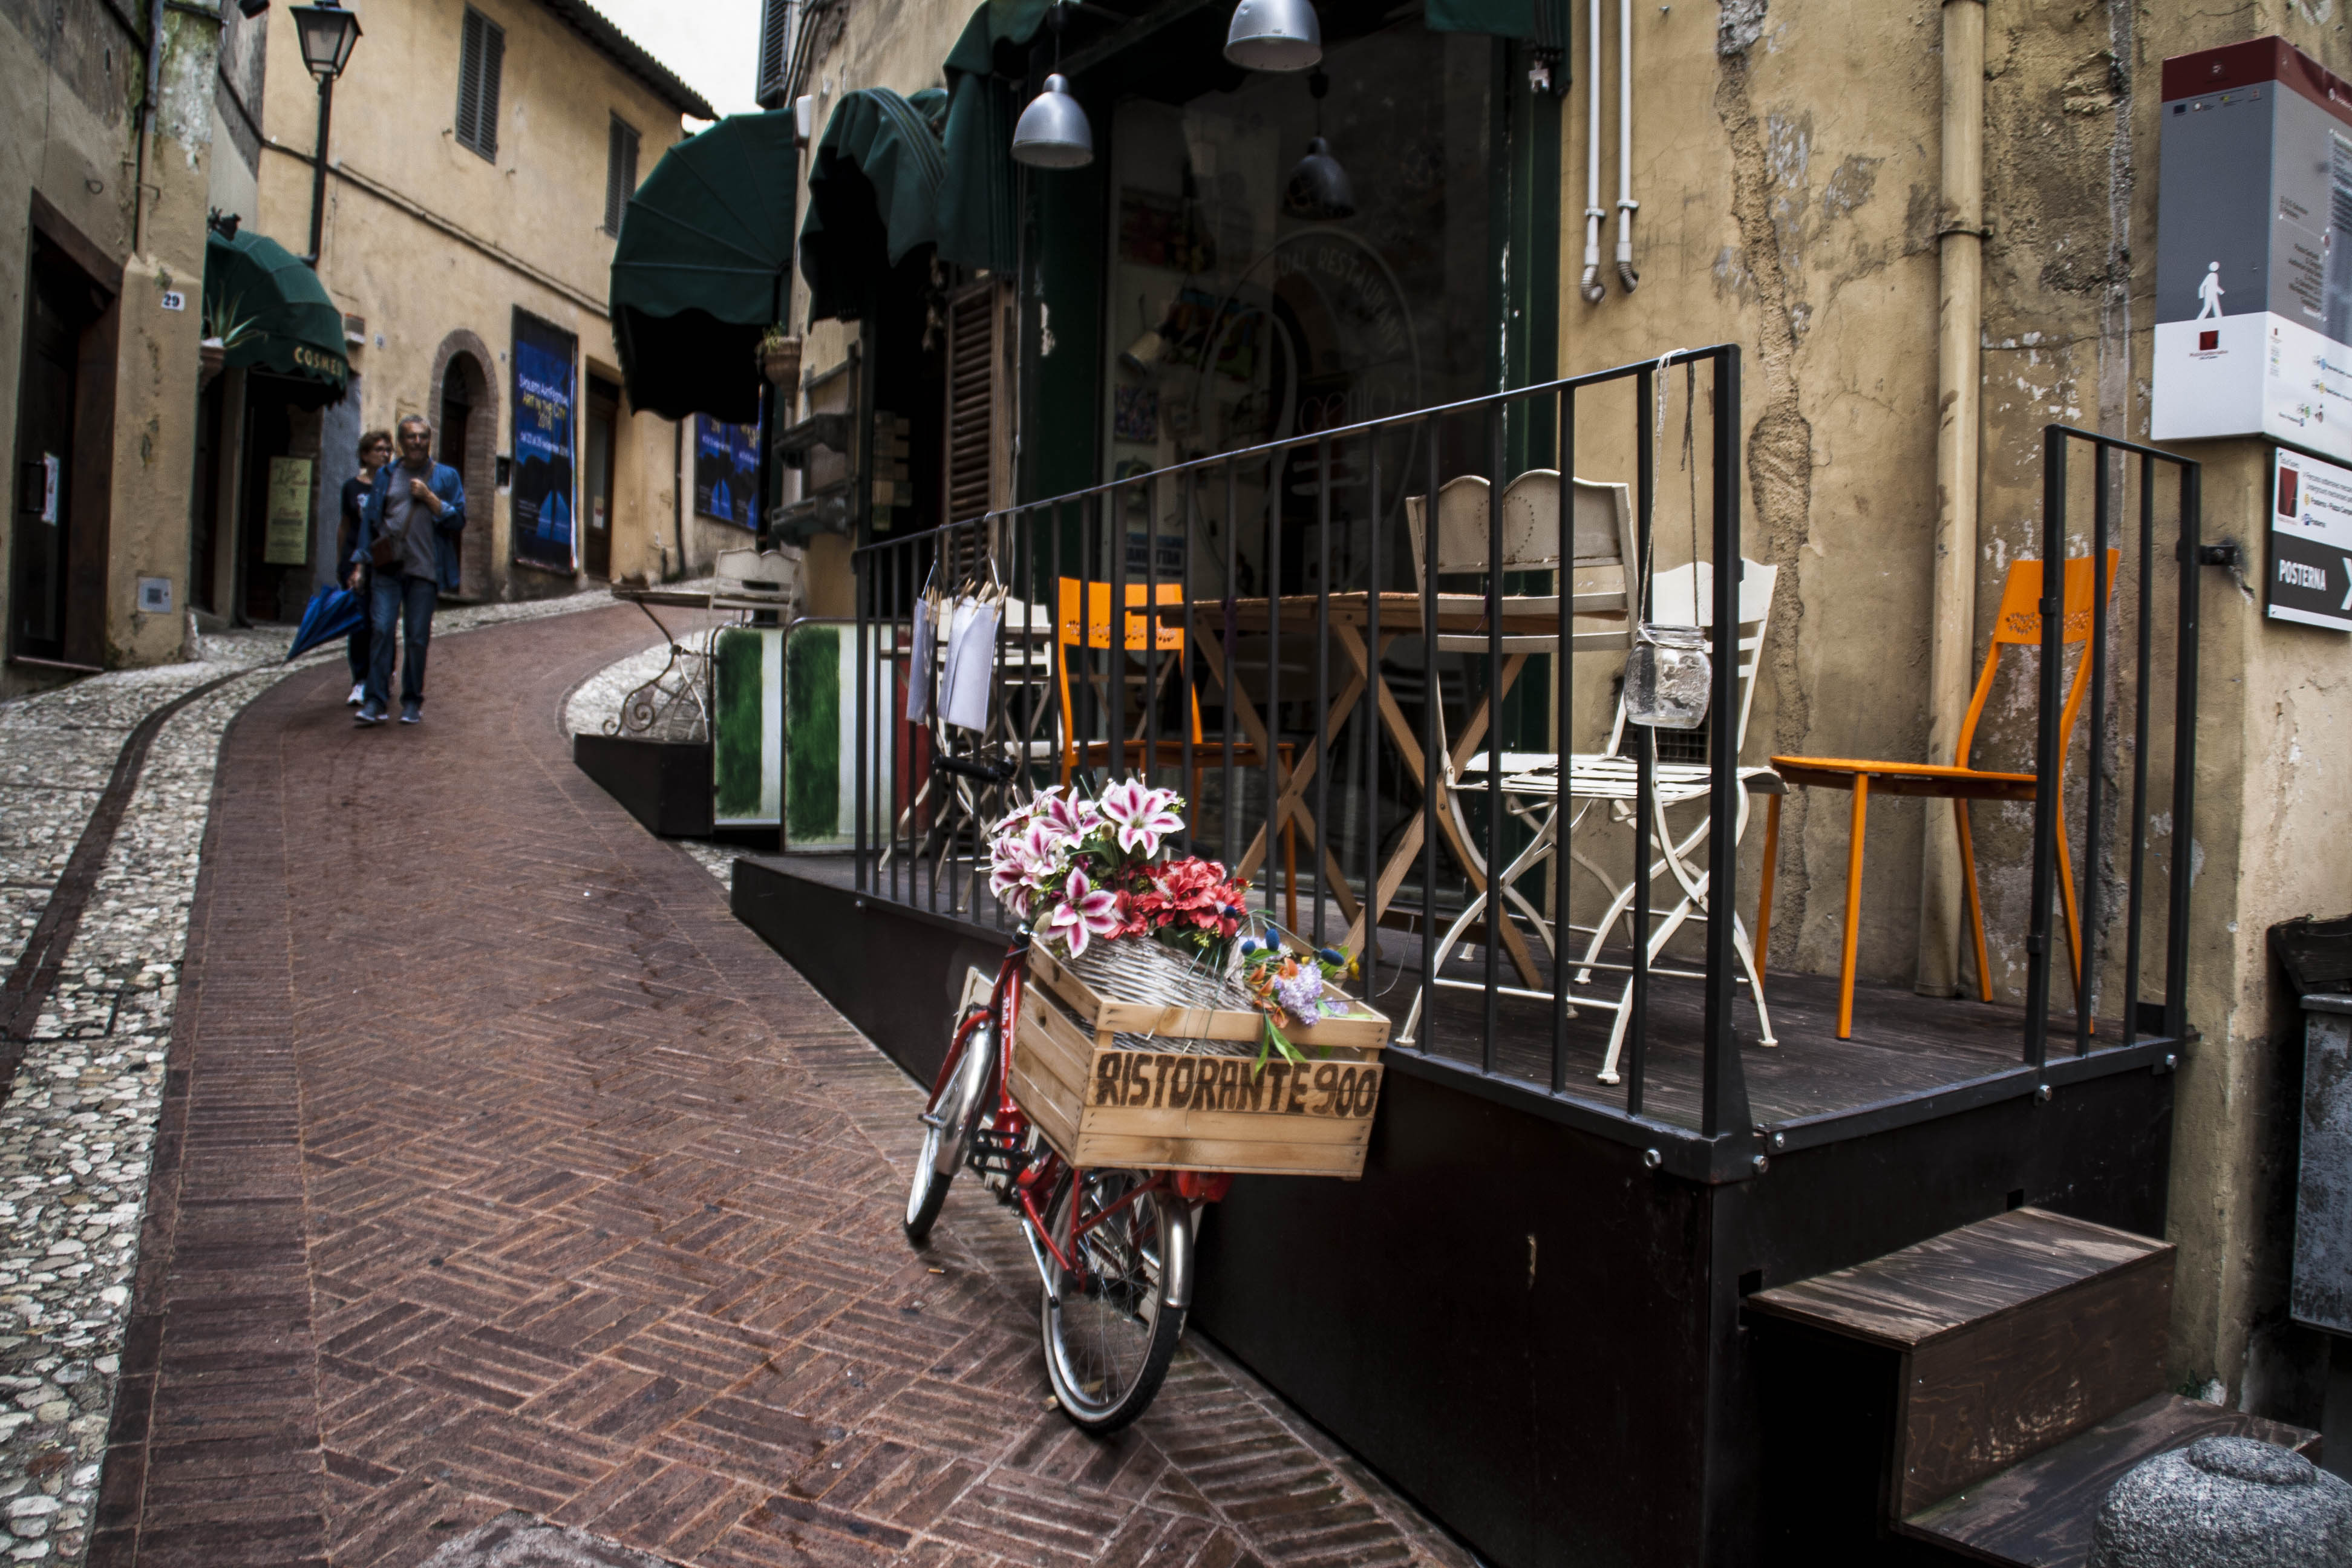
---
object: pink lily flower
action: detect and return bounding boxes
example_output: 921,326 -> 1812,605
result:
1042,867 -> 1125,957
1099,779 -> 1185,857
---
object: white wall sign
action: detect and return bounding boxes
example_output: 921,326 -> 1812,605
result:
136,577 -> 173,614
2269,446 -> 2352,630
158,290 -> 186,312
39,455 -> 59,524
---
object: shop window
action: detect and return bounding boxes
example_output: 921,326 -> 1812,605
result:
1102,17 -> 1497,596
604,116 -> 640,236
456,7 -> 505,162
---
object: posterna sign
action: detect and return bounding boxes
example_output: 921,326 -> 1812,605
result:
694,414 -> 761,529
512,311 -> 578,571
2270,446 -> 2352,630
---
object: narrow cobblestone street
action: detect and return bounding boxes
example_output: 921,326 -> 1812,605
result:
88,605 -> 1461,1568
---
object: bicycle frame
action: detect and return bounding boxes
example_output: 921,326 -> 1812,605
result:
941,929 -> 1204,1293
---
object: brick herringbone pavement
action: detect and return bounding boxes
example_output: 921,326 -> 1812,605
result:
96,605 -> 1465,1568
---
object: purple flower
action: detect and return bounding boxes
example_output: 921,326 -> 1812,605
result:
1275,969 -> 1327,1017
1099,779 -> 1185,858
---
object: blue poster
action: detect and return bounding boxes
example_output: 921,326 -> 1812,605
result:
511,312 -> 578,570
694,413 -> 761,529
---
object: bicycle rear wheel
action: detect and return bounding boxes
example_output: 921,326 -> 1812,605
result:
1038,1169 -> 1190,1433
905,1007 -> 991,1244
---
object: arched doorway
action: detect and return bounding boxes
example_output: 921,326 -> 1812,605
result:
430,332 -> 499,598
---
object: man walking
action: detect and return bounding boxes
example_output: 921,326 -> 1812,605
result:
353,415 -> 465,726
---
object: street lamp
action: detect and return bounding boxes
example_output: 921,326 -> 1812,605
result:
289,2 -> 362,267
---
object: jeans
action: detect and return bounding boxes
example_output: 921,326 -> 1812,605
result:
366,573 -> 437,711
344,570 -> 371,685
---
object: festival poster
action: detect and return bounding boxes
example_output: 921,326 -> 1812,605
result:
694,413 -> 762,529
511,311 -> 578,571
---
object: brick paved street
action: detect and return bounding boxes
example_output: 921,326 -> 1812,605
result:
98,605 -> 1465,1568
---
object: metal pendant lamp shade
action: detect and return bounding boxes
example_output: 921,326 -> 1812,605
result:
1011,74 -> 1094,168
1225,0 -> 1322,71
1284,137 -> 1354,219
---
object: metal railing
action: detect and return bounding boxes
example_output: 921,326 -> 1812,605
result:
840,363 -> 2203,1163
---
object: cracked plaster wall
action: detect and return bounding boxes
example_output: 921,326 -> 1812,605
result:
1563,0 -> 2350,1413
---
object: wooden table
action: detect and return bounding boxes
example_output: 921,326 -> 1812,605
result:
1182,592 -> 1605,985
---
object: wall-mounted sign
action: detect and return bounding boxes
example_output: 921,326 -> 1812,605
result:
158,290 -> 186,312
511,310 -> 578,572
264,456 -> 313,565
2152,39 -> 2352,462
694,414 -> 761,529
2270,446 -> 2352,630
137,577 -> 173,613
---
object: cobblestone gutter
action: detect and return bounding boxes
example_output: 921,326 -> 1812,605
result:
0,596 -> 613,1565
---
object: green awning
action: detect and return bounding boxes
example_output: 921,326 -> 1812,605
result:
799,88 -> 953,322
1426,0 -> 1569,42
609,109 -> 801,423
201,228 -> 349,393
936,0 -> 1050,276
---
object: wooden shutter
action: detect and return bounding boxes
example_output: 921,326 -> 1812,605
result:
942,279 -> 1013,529
457,8 -> 504,160
604,117 -> 639,235
755,0 -> 794,109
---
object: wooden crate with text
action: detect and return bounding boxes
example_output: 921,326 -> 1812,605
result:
1010,944 -> 1388,1178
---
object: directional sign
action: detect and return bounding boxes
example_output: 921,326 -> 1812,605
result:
2270,445 -> 2352,630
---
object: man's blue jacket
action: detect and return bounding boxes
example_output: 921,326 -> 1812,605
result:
355,462 -> 467,591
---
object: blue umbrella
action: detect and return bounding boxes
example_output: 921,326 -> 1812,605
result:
286,584 -> 365,662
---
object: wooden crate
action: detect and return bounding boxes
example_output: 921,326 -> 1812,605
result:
1010,943 -> 1389,1178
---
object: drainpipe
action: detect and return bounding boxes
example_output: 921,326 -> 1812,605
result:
673,418 -> 687,580
1917,0 -> 1985,997
1612,0 -> 1638,292
132,0 -> 169,256
1578,0 -> 1605,302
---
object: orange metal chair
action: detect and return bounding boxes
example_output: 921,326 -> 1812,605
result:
1757,552 -> 2118,1038
1053,578 -> 1298,915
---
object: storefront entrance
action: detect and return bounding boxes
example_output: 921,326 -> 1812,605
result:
10,230 -> 116,668
584,374 -> 618,578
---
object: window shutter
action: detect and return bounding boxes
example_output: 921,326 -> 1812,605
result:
755,0 -> 794,109
456,8 -> 503,160
604,118 -> 639,235
943,279 -> 1013,530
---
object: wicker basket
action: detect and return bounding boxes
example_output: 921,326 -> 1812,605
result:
1011,938 -> 1390,1178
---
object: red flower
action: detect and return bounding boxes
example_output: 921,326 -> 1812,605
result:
1129,857 -> 1246,941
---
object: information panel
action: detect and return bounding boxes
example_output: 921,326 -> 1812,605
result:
694,414 -> 761,529
2270,446 -> 2352,630
263,456 -> 312,565
511,310 -> 578,572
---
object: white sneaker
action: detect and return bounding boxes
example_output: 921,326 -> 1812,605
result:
347,683 -> 365,707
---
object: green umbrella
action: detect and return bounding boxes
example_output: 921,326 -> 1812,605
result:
610,110 -> 802,423
202,227 -> 349,396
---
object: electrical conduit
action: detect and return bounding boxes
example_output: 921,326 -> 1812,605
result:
1613,0 -> 1638,292
1579,0 -> 1606,302
1916,0 -> 1986,996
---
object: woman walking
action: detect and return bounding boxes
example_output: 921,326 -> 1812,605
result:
336,429 -> 393,707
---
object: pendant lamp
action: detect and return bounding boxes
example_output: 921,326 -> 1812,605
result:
1013,4 -> 1093,168
1282,71 -> 1353,220
1225,0 -> 1321,71
1012,74 -> 1093,167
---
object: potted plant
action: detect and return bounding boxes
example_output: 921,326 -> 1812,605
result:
757,324 -> 802,390
200,290 -> 261,387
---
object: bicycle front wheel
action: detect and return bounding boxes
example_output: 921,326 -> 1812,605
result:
1039,1169 -> 1190,1433
905,1008 -> 991,1245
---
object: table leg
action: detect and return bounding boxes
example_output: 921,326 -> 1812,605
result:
1756,792 -> 1782,983
1838,776 -> 1870,1040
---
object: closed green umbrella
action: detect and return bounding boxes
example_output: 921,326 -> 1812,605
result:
610,110 -> 801,423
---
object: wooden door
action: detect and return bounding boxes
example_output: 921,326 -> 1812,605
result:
9,256 -> 81,659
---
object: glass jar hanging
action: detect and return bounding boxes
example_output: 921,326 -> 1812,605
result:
1625,623 -> 1711,731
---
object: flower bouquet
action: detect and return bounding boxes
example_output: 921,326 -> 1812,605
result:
986,781 -> 1355,1071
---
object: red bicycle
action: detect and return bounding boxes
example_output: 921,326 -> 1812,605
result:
904,926 -> 1226,1432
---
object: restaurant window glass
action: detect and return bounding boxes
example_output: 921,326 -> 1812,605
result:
1101,15 -> 1497,596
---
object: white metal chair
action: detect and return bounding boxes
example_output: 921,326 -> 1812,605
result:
1398,471 -> 1637,991
1472,558 -> 1783,1082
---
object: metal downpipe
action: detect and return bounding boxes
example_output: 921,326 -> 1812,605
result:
1917,0 -> 1987,996
1579,0 -> 1606,302
1612,0 -> 1638,292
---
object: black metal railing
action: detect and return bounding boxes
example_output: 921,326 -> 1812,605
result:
839,367 -> 2203,1168
2030,425 -> 2201,1071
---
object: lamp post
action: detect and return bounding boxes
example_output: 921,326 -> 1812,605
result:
289,1 -> 362,267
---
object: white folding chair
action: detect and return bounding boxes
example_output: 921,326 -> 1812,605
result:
1487,558 -> 1783,1081
1394,471 -> 1633,1019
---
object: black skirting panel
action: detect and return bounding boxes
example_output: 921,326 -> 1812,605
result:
572,734 -> 713,839
729,863 -> 2176,1568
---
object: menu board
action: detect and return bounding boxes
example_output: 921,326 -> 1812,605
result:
264,456 -> 312,565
